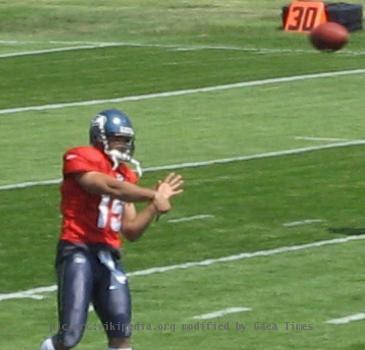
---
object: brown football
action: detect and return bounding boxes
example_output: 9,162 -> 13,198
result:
309,22 -> 349,52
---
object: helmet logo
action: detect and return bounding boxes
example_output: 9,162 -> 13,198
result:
112,117 -> 121,125
92,115 -> 107,129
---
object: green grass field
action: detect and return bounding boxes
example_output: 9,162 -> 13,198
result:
1,1 -> 365,349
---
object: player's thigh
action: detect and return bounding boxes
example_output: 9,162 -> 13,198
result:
93,261 -> 132,338
57,251 -> 94,335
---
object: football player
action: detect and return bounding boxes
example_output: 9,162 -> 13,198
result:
40,109 -> 183,350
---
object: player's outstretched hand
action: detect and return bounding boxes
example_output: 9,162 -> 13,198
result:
153,173 -> 184,213
158,173 -> 184,199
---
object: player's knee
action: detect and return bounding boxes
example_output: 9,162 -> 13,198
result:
105,318 -> 131,339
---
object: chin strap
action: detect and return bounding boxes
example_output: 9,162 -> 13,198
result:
106,149 -> 143,177
128,157 -> 143,177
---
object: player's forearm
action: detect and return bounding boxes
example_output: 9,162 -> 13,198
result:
108,181 -> 156,202
122,204 -> 158,241
76,172 -> 156,202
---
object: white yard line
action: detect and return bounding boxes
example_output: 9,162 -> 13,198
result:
0,285 -> 57,301
326,312 -> 365,325
0,44 -> 121,58
283,219 -> 324,227
192,307 -> 252,320
0,40 -> 314,58
1,69 -> 365,116
1,234 -> 364,302
0,178 -> 61,190
2,39 -> 365,58
2,139 -> 365,191
168,46 -> 310,54
0,40 -> 146,46
0,41 -> 179,59
294,136 -> 351,142
167,215 -> 214,223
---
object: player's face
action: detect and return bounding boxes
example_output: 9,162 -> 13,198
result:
108,135 -> 132,153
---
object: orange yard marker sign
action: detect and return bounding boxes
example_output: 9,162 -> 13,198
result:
284,1 -> 327,32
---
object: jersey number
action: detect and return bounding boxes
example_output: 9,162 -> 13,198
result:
97,195 -> 123,232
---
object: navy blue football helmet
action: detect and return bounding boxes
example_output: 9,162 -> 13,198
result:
90,109 -> 142,174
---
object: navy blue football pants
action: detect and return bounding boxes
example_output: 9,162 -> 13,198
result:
53,244 -> 131,348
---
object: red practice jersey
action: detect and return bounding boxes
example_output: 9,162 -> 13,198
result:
60,146 -> 138,249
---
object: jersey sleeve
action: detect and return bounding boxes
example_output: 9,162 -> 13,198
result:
63,148 -> 102,175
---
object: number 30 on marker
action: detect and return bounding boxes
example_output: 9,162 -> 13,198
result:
284,1 -> 327,33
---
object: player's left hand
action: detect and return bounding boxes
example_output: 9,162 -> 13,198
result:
157,173 -> 184,199
153,173 -> 183,213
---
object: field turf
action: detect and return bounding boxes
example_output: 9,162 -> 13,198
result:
1,1 -> 365,349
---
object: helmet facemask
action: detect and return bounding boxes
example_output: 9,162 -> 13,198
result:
105,134 -> 135,167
